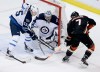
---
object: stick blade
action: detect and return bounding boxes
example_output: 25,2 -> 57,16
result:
34,56 -> 48,61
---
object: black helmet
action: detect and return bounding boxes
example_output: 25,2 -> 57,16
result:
71,11 -> 79,18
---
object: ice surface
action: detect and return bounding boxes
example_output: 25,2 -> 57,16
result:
0,0 -> 100,72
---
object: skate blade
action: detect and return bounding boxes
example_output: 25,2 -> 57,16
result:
80,62 -> 88,68
62,59 -> 70,63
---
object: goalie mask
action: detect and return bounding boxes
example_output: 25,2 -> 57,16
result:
44,11 -> 52,23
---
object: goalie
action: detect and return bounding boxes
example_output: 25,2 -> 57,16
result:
31,10 -> 59,48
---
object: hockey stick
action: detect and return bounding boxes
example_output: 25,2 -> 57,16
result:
38,41 -> 45,55
29,27 -> 55,51
37,39 -> 55,51
28,27 -> 55,60
34,56 -> 49,61
0,50 -> 26,63
9,55 -> 26,63
34,39 -> 56,61
28,27 -> 55,51
34,39 -> 55,61
24,42 -> 33,52
24,42 -> 49,61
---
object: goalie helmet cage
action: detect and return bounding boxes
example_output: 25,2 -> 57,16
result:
23,0 -> 62,46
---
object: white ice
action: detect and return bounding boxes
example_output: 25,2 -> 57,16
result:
0,0 -> 100,72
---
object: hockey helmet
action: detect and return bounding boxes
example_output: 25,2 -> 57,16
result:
44,11 -> 52,22
22,3 -> 30,10
71,11 -> 79,18
30,5 -> 38,16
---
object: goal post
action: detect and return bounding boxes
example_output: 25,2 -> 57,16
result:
23,0 -> 25,3
23,0 -> 67,46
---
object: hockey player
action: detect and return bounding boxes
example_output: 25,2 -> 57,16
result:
31,10 -> 58,45
63,11 -> 96,66
7,3 -> 38,57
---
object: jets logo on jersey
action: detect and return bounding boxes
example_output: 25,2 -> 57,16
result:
40,26 -> 49,34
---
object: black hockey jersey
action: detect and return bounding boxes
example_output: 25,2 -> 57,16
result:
67,15 -> 96,36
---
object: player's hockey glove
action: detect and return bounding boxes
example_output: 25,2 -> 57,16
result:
24,27 -> 38,40
65,36 -> 72,46
31,34 -> 38,40
66,36 -> 72,41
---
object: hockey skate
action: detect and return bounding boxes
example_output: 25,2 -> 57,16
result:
6,49 -> 14,58
24,42 -> 33,53
62,56 -> 69,62
6,49 -> 26,63
81,58 -> 89,66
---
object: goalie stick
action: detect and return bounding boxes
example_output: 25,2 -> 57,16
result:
34,39 -> 56,61
35,39 -> 56,61
38,41 -> 45,55
24,42 -> 49,61
29,27 -> 55,51
37,39 -> 55,51
28,27 -> 56,61
34,56 -> 49,61
0,50 -> 26,63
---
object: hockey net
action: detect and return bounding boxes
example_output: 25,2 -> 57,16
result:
23,0 -> 68,46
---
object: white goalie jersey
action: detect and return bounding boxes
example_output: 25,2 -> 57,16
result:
31,13 -> 58,41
